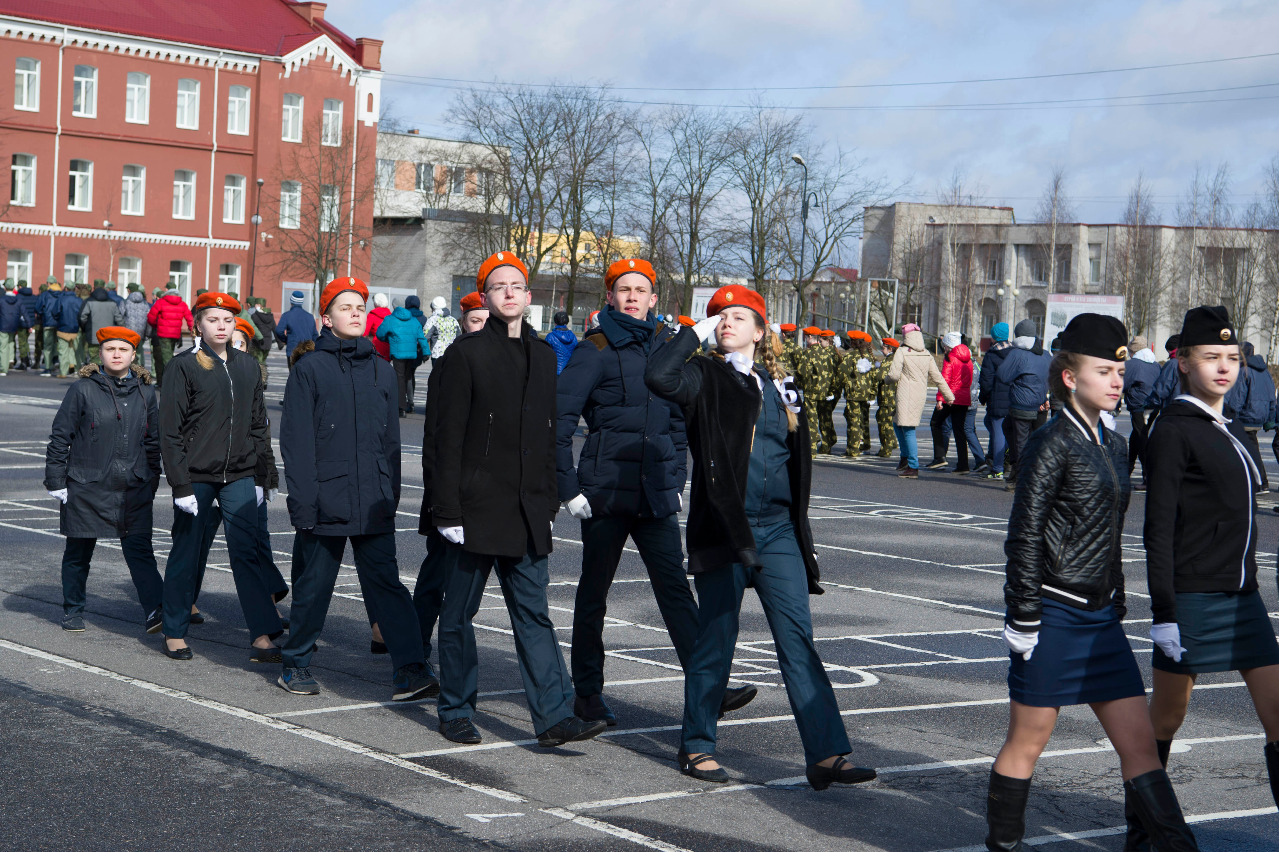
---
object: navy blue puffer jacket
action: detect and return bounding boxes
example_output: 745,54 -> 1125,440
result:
978,342 -> 1012,416
997,342 -> 1052,414
1238,344 -> 1275,427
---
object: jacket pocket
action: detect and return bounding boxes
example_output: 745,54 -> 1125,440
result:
316,461 -> 351,524
376,457 -> 395,504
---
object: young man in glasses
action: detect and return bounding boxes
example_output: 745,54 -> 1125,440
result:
431,252 -> 605,747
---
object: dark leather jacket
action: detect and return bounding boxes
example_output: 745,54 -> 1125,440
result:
1004,405 -> 1131,630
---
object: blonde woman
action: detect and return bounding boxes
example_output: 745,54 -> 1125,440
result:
886,323 -> 954,477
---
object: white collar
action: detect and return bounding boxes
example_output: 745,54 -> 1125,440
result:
1174,393 -> 1229,424
724,351 -> 763,390
1062,402 -> 1102,445
1174,394 -> 1261,485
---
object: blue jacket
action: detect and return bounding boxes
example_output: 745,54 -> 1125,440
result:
18,287 -> 40,323
978,342 -> 1012,416
1239,346 -> 1275,427
1122,356 -> 1161,412
106,290 -> 125,306
375,307 -> 430,360
996,341 -> 1052,415
547,325 -> 578,374
275,305 -> 318,350
49,290 -> 84,334
1147,358 -> 1179,411
555,308 -> 687,518
34,290 -> 58,326
280,330 -> 400,536
0,292 -> 32,333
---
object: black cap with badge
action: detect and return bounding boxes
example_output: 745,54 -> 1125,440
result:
1056,313 -> 1130,362
1178,305 -> 1236,347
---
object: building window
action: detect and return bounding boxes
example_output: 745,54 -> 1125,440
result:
223,174 -> 246,223
227,85 -> 250,135
218,263 -> 241,291
125,72 -> 149,124
1032,258 -> 1046,283
1056,256 -> 1071,293
1026,298 -> 1046,338
6,250 -> 32,283
117,256 -> 141,288
415,162 -> 435,192
176,79 -> 199,130
980,298 -> 998,336
986,255 -> 1000,282
68,159 -> 92,210
279,180 -> 300,229
64,253 -> 89,285
14,58 -> 39,111
121,164 -> 145,215
319,185 -> 339,233
10,154 -> 35,206
1089,244 -> 1102,284
376,158 -> 396,189
450,166 -> 466,196
169,260 -> 192,295
72,65 -> 97,117
321,99 -> 342,146
282,94 -> 302,143
172,169 -> 196,219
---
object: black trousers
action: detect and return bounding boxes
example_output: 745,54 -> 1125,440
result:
930,405 -> 972,470
1128,409 -> 1150,477
412,531 -> 452,660
571,513 -> 698,698
61,534 -> 163,617
393,358 -> 417,414
1003,415 -> 1037,476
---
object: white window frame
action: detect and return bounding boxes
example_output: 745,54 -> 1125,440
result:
176,79 -> 200,130
121,164 -> 146,216
376,158 -> 396,188
218,263 -> 241,292
64,253 -> 89,285
282,94 -> 303,143
227,85 -> 250,135
172,169 -> 196,220
125,72 -> 150,124
415,162 -> 435,192
279,180 -> 301,229
223,174 -> 246,224
319,184 -> 339,233
168,260 -> 192,295
10,154 -> 35,206
321,98 -> 343,146
68,159 -> 93,210
6,250 -> 32,283
14,58 -> 39,112
450,166 -> 466,196
117,256 -> 142,288
72,65 -> 97,117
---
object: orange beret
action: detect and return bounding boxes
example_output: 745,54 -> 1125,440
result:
476,251 -> 529,294
192,291 -> 240,314
819,329 -> 836,337
605,258 -> 656,290
96,326 -> 140,349
319,276 -> 369,315
802,326 -> 822,335
234,317 -> 256,341
851,330 -> 872,342
460,291 -> 484,313
882,337 -> 901,349
678,315 -> 696,327
779,323 -> 797,333
706,284 -> 766,323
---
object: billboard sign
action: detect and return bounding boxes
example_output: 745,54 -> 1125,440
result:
1045,294 -> 1124,345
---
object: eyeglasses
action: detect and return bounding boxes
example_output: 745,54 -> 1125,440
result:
485,284 -> 528,295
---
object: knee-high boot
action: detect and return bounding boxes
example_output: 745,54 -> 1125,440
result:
1123,739 -> 1172,852
1266,742 -> 1279,808
1124,769 -> 1199,852
985,769 -> 1031,851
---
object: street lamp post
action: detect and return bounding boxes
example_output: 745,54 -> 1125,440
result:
791,153 -> 820,325
997,277 -> 1019,330
248,177 -> 265,302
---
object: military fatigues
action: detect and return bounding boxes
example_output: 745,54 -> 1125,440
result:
837,354 -> 877,456
874,361 -> 898,456
817,347 -> 841,451
795,345 -> 838,454
779,337 -> 800,375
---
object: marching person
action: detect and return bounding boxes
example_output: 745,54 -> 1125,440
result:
36,279 -> 62,375
44,326 -> 163,633
374,298 -> 431,417
157,292 -> 283,662
0,280 -> 31,375
645,283 -> 876,790
887,323 -> 954,477
557,259 -> 756,727
873,337 -> 899,458
816,330 -> 842,452
836,331 -> 876,457
50,281 -> 84,378
990,313 -> 1198,852
1140,305 -> 1279,836
78,281 -> 119,356
277,277 -> 434,700
794,327 -> 837,455
432,251 -> 605,748
364,292 -> 393,361
145,284 -> 193,389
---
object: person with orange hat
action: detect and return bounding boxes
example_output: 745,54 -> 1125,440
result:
645,283 -> 877,790
836,331 -> 876,457
777,323 -> 799,372
432,252 -> 606,748
794,327 -> 838,454
45,326 -> 164,634
874,338 -> 900,457
158,292 -> 283,662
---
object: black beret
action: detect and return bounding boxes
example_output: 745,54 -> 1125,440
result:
1178,306 -> 1236,348
1164,334 -> 1180,352
1056,313 -> 1129,362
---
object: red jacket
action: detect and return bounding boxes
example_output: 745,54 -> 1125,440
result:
365,306 -> 392,361
939,343 -> 974,406
146,293 -> 193,340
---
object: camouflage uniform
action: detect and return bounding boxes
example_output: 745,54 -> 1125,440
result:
874,360 -> 898,456
818,346 -> 841,451
837,353 -> 877,456
779,336 -> 800,375
796,344 -> 839,454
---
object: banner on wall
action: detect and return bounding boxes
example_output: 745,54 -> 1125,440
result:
1044,294 -> 1124,345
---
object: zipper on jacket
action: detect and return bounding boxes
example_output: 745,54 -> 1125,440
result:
220,359 -> 234,483
1098,433 -> 1122,597
1226,436 -> 1254,588
485,413 -> 493,457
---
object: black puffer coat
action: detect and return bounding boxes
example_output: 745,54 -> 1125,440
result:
44,364 -> 160,538
1004,405 -> 1131,630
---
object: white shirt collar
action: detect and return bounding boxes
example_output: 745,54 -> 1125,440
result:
724,351 -> 762,389
1062,402 -> 1102,445
1173,393 -> 1229,424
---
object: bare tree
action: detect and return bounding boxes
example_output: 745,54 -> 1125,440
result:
1176,162 -> 1233,310
727,104 -> 804,293
1031,166 -> 1076,294
1110,173 -> 1170,336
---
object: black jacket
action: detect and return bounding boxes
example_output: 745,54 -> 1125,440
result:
431,317 -> 558,558
1147,357 -> 1179,411
159,344 -> 270,498
1004,405 -> 1131,631
645,327 -> 821,593
1143,398 -> 1260,623
978,342 -> 1011,411
251,309 -> 278,353
417,340 -> 454,534
281,331 -> 400,536
555,309 -> 688,518
45,364 -> 160,538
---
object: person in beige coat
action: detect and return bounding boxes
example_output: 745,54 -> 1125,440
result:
886,324 -> 954,477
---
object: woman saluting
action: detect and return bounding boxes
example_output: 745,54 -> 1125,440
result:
645,284 -> 876,790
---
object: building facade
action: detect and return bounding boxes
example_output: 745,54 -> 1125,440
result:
1,0 -> 381,311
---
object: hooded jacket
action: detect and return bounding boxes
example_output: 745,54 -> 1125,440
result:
281,330 -> 401,536
997,338 -> 1052,416
405,295 -> 427,328
250,307 -> 278,351
1238,343 -> 1276,427
114,291 -> 151,336
34,288 -> 60,326
364,305 -> 392,360
979,341 -> 1013,415
0,291 -> 31,334
79,288 -> 118,337
1122,348 -> 1161,412
18,287 -> 39,324
375,306 -> 431,361
145,293 -> 193,340
50,290 -> 84,334
424,309 -> 460,359
886,329 -> 952,426
547,325 -> 578,374
1146,357 -> 1179,411
939,343 -> 974,406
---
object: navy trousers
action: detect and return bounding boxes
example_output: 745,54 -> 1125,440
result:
162,478 -> 282,640
682,518 -> 851,766
436,539 -> 574,734
283,531 -> 424,671
571,513 -> 697,698
61,534 -> 163,617
193,498 -> 288,605
412,531 -> 452,660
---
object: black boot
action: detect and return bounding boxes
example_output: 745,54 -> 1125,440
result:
1266,742 -> 1279,808
1124,739 -> 1172,851
985,769 -> 1030,851
1124,769 -> 1199,852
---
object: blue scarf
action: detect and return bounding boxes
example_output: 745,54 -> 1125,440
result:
598,306 -> 656,352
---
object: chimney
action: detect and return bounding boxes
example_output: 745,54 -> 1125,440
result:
290,2 -> 327,25
408,129 -> 419,135
356,38 -> 383,70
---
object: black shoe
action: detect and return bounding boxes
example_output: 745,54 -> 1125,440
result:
370,639 -> 389,654
249,645 -> 282,664
61,614 -> 85,632
954,468 -> 971,475
574,693 -> 617,726
974,462 -> 991,474
439,717 -> 482,744
188,611 -> 205,625
806,755 -> 877,791
718,685 -> 757,718
144,609 -> 162,634
986,769 -> 1031,851
1124,769 -> 1199,851
161,643 -> 193,661
537,715 -> 607,747
925,460 -> 947,470
898,468 -> 918,479
677,749 -> 729,783
392,662 -> 439,702
1265,741 -> 1279,808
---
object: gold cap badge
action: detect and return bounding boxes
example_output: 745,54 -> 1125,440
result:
1115,345 -> 1129,360
725,291 -> 734,302
496,252 -> 505,261
628,260 -> 635,269
1220,328 -> 1231,341
215,296 -> 224,306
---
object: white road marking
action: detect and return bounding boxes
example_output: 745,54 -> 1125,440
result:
540,807 -> 695,852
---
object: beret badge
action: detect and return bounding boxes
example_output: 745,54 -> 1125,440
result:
1220,328 -> 1231,341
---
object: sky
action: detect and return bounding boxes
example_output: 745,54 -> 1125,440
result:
324,0 -> 1279,226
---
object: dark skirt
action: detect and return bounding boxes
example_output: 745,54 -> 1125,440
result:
1152,590 -> 1279,674
1009,599 -> 1145,707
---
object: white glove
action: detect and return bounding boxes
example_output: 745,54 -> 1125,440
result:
48,488 -> 68,504
174,495 -> 199,516
438,525 -> 464,544
255,485 -> 265,506
1150,623 -> 1186,662
565,493 -> 592,520
266,488 -> 279,502
692,314 -> 722,344
1003,624 -> 1039,661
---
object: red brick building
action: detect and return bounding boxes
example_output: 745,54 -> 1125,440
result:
1,0 -> 381,311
